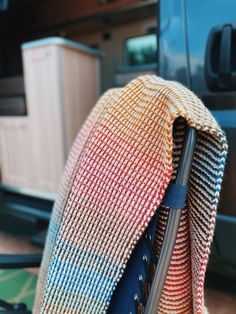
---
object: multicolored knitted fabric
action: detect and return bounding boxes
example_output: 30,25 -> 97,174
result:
33,76 -> 227,314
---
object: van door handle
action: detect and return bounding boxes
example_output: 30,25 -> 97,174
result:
205,24 -> 236,91
219,25 -> 232,76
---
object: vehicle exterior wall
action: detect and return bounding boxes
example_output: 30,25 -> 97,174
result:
158,0 -> 236,278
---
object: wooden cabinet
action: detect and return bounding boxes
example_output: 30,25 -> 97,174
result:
0,37 -> 101,193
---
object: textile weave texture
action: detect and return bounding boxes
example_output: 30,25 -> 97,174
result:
33,76 -> 227,314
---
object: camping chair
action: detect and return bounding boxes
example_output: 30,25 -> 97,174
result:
0,127 -> 197,314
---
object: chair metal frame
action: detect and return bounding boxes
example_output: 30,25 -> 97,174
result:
145,127 -> 197,313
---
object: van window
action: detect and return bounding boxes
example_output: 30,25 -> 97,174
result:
125,34 -> 157,66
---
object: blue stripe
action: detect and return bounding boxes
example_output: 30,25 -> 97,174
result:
49,257 -> 117,300
47,243 -> 122,303
46,220 -> 60,243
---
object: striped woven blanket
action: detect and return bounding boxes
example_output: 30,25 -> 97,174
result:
34,76 -> 227,314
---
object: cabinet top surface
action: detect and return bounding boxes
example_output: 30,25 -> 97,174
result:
21,37 -> 103,57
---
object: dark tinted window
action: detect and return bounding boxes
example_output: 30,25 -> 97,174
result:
125,34 -> 157,66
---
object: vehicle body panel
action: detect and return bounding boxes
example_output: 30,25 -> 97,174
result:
158,0 -> 236,277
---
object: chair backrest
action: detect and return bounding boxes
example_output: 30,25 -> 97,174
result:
33,76 -> 227,314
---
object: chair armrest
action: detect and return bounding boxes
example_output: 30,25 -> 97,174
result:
0,253 -> 42,269
0,311 -> 31,314
0,299 -> 31,313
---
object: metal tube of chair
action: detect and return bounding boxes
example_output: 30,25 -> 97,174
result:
0,253 -> 42,269
144,127 -> 197,314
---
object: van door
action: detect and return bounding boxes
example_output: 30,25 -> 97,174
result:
159,0 -> 236,277
186,0 -> 236,277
